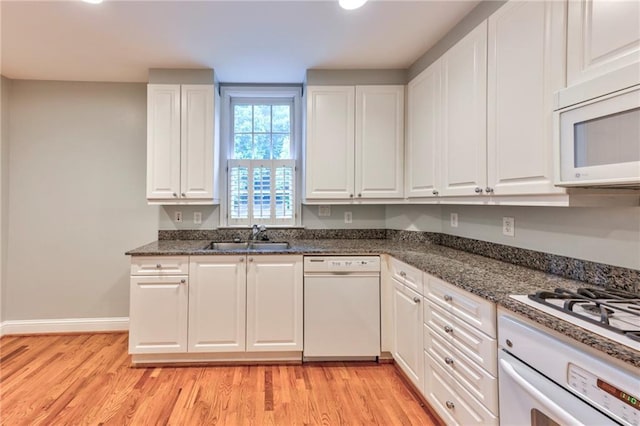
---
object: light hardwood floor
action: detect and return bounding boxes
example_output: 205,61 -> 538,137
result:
1,333 -> 438,425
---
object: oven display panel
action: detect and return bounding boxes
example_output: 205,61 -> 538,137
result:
568,364 -> 639,425
598,379 -> 639,411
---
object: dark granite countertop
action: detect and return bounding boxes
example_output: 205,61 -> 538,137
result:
126,238 -> 640,369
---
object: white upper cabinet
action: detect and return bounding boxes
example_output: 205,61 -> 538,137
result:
305,85 -> 404,201
406,61 -> 441,198
355,86 -> 405,199
487,0 -> 567,196
440,22 -> 488,197
567,0 -> 640,86
305,86 -> 356,199
147,84 -> 217,204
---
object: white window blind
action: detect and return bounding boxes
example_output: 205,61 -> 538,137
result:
228,160 -> 295,226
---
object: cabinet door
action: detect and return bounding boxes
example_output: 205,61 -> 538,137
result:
188,256 -> 246,352
246,255 -> 303,352
406,61 -> 441,198
392,279 -> 423,389
147,84 -> 181,200
355,85 -> 404,199
487,1 -> 566,196
441,22 -> 488,197
180,85 -> 215,200
567,0 -> 640,85
129,275 -> 188,354
305,86 -> 355,199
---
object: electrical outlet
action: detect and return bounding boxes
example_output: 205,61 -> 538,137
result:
318,205 -> 331,217
194,212 -> 202,225
503,217 -> 515,237
344,211 -> 353,224
450,213 -> 458,228
174,211 -> 183,223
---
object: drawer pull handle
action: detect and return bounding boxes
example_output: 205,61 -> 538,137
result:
443,294 -> 453,302
399,271 -> 406,277
445,357 -> 454,365
444,325 -> 454,333
445,401 -> 455,409
180,279 -> 186,284
156,264 -> 162,269
413,297 -> 421,303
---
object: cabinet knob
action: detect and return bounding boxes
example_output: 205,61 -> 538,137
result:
432,190 -> 439,196
474,187 -> 483,194
357,193 -> 362,198
485,187 -> 494,194
443,294 -> 453,302
181,192 -> 186,197
444,325 -> 454,333
349,194 -> 354,198
156,264 -> 162,269
445,357 -> 454,365
399,271 -> 406,277
445,401 -> 455,409
172,193 -> 177,197
248,257 -> 254,262
180,279 -> 186,284
413,297 -> 421,303
239,257 -> 245,262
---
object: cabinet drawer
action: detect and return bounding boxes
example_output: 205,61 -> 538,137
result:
424,324 -> 498,414
425,274 -> 496,337
424,299 -> 497,376
424,352 -> 498,426
131,256 -> 189,276
388,257 -> 423,294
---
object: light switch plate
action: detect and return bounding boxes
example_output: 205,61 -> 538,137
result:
344,211 -> 353,224
450,213 -> 458,228
194,212 -> 202,224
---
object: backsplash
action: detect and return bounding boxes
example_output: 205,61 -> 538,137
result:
159,228 -> 638,293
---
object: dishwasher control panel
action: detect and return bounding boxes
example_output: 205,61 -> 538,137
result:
304,256 -> 380,273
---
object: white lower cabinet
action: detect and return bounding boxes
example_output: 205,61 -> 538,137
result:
424,352 -> 498,426
422,271 -> 498,425
392,276 -> 424,390
129,275 -> 189,354
246,255 -> 303,352
129,255 -> 303,359
188,256 -> 246,352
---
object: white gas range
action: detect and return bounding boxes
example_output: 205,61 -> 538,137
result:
499,287 -> 639,426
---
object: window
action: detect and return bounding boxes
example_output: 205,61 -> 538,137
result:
221,87 -> 301,227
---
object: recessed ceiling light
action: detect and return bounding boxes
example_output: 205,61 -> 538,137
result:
82,0 -> 104,4
339,0 -> 368,10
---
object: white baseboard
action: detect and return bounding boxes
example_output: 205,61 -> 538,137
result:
0,317 -> 129,336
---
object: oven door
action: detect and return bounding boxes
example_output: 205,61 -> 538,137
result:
498,350 -> 617,425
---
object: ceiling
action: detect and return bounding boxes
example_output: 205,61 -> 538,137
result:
1,0 -> 479,83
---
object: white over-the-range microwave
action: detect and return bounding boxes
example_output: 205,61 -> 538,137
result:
554,64 -> 640,188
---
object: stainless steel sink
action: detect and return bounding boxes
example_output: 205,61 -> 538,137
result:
249,242 -> 290,250
208,241 -> 290,250
209,242 -> 249,250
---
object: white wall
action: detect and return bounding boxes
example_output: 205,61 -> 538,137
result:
5,80 -> 158,321
386,204 -> 640,270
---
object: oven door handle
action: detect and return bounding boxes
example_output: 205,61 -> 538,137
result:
499,359 -> 581,425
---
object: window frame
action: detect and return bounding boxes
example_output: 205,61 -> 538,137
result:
220,85 -> 302,227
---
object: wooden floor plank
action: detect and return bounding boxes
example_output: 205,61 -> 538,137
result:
0,333 -> 437,425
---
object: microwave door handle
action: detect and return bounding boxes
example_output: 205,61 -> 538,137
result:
499,359 -> 581,426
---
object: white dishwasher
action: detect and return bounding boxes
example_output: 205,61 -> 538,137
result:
303,256 -> 380,361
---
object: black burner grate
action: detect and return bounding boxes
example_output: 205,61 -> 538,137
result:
528,287 -> 640,343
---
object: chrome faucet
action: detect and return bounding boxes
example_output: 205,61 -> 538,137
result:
249,224 -> 267,242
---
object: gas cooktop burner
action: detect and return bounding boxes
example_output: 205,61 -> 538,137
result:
528,287 -> 640,343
